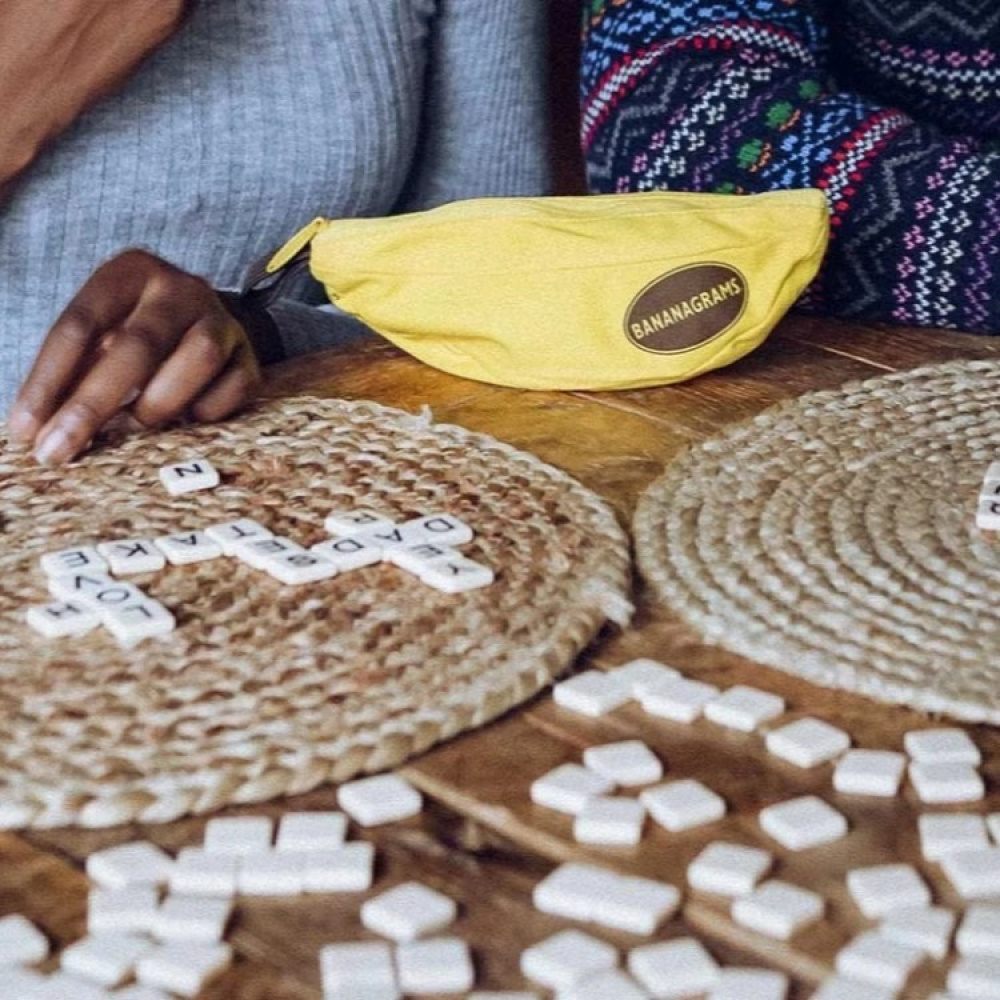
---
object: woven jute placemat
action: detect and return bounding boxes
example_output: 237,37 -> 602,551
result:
0,396 -> 632,829
635,358 -> 1000,723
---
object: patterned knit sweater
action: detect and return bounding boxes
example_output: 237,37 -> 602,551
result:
581,0 -> 1000,334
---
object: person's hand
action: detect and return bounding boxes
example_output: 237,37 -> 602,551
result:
7,249 -> 262,464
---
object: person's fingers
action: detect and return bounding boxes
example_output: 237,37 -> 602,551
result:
32,338 -> 162,466
8,250 -> 169,445
130,314 -> 245,427
31,281 -> 206,465
188,343 -> 261,424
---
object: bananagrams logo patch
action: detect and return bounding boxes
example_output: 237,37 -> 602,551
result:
625,262 -> 748,354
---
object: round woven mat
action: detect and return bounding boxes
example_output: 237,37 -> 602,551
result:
635,359 -> 1000,724
0,396 -> 631,829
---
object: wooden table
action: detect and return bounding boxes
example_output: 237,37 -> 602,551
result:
6,314 -> 1000,999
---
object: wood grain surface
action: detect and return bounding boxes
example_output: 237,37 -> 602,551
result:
7,313 -> 1000,999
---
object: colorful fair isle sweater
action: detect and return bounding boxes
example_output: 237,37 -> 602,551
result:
581,0 -> 1000,333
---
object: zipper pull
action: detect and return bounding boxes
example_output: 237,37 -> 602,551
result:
268,217 -> 328,273
241,217 -> 328,293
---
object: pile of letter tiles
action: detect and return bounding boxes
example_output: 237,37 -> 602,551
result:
4,655 -> 999,996
534,656 -> 1000,998
26,458 -> 493,645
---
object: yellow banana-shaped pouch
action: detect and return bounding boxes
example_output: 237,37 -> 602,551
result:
267,189 -> 829,391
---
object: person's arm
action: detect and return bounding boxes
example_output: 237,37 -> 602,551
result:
0,0 -> 189,195
394,0 -> 551,211
582,0 -> 1000,334
7,250 -> 261,465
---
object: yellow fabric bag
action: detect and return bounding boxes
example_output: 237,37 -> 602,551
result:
267,189 -> 829,391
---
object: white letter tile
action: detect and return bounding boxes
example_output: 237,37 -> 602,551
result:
320,941 -> 397,995
519,929 -> 618,989
405,513 -> 475,547
204,518 -> 273,554
708,967 -> 789,1000
86,842 -> 173,890
324,509 -> 396,536
809,978 -> 895,1000
835,930 -> 924,991
957,904 -> 1000,957
758,796 -> 848,850
61,932 -> 153,987
4,968 -> 47,996
608,658 -> 681,698
687,841 -> 773,897
600,873 -> 682,935
33,971 -> 109,999
949,954 -> 1000,1000
261,550 -> 339,586
0,913 -> 49,965
637,676 -> 720,723
88,885 -> 161,936
203,816 -> 273,855
168,848 -> 238,898
135,941 -> 232,998
941,848 -> 1000,900
153,895 -> 232,943
558,968 -> 650,1000
764,717 -> 851,768
553,670 -> 633,717
880,905 -> 955,960
582,740 -> 663,786
416,555 -> 494,593
531,863 -> 680,935
25,600 -> 101,638
641,779 -> 726,833
111,986 -> 174,1000
976,497 -> 1000,530
704,685 -> 785,732
731,880 -> 825,940
303,842 -> 376,893
102,599 -> 176,644
909,761 -> 984,804
468,993 -> 540,1000
385,542 -> 458,574
230,535 -> 304,569
396,936 -> 474,994
48,571 -> 115,602
360,523 -> 425,551
337,773 -> 422,827
96,539 -> 165,575
360,881 -> 457,942
628,938 -> 720,997
158,459 -> 220,495
832,750 -> 907,797
918,813 -> 990,861
237,852 -> 305,896
81,581 -> 146,617
845,863 -> 931,919
40,546 -> 108,577
310,535 -> 384,571
530,763 -> 616,815
154,531 -> 222,566
573,796 -> 646,846
904,727 -> 981,765
276,811 -> 348,853
532,863 -> 613,923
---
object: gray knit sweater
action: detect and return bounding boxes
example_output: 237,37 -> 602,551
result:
0,0 -> 550,411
